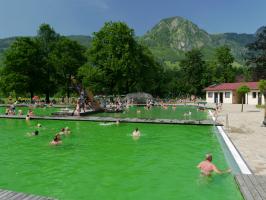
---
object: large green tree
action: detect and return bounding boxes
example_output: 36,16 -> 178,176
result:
50,37 -> 86,101
79,22 -> 160,95
0,37 -> 41,99
214,46 -> 235,83
247,28 -> 266,80
36,23 -> 60,102
179,49 -> 207,96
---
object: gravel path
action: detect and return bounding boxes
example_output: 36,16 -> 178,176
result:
210,103 -> 266,175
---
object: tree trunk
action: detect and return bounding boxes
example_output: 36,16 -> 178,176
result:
30,91 -> 34,104
241,96 -> 244,112
45,91 -> 50,104
67,76 -> 71,103
263,93 -> 266,126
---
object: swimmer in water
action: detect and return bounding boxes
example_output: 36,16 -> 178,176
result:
27,130 -> 39,136
59,128 -> 66,135
65,127 -> 71,134
197,154 -> 231,176
132,128 -> 141,137
25,115 -> 30,120
37,123 -> 42,128
50,133 -> 62,145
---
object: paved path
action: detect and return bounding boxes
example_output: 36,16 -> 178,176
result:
211,103 -> 266,175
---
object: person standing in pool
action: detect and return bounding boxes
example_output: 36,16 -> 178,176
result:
197,154 -> 231,176
132,128 -> 141,137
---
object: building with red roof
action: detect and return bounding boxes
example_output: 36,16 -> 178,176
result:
204,82 -> 265,105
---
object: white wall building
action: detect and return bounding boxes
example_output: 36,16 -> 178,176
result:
204,82 -> 265,105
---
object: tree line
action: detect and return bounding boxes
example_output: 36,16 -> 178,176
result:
0,22 -> 265,101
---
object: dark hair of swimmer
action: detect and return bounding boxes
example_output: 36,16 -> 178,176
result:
34,130 -> 39,135
61,128 -> 65,131
135,128 -> 138,131
54,134 -> 60,141
206,154 -> 212,162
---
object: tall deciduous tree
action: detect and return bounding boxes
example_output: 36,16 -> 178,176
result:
258,79 -> 266,125
0,37 -> 41,99
247,28 -> 266,80
215,46 -> 235,83
179,49 -> 206,96
36,23 -> 60,102
237,85 -> 250,112
79,22 -> 160,95
50,37 -> 86,101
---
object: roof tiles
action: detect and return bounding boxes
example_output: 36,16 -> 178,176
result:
204,82 -> 258,91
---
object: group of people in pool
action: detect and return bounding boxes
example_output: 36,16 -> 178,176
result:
50,127 -> 71,145
28,123 -> 71,146
27,120 -> 228,176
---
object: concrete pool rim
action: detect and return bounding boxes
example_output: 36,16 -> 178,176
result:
208,110 -> 252,175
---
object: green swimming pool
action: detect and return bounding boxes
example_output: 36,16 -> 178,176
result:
90,105 -> 207,120
0,119 -> 242,200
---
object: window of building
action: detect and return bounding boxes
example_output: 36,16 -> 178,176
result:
252,92 -> 257,98
208,92 -> 213,98
225,92 -> 231,98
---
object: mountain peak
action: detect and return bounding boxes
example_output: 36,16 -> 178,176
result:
143,16 -> 211,51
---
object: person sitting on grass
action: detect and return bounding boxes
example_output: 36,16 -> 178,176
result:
197,154 -> 231,176
18,109 -> 23,116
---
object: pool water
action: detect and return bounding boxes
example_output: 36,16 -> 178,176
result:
90,105 -> 207,120
0,119 -> 243,200
0,106 -> 61,116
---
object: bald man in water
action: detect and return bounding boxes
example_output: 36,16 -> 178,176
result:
197,154 -> 231,176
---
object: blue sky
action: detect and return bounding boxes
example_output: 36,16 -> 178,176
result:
0,0 -> 266,38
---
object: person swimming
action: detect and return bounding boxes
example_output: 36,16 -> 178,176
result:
50,133 -> 62,145
37,123 -> 42,128
25,114 -> 30,120
27,130 -> 39,136
65,127 -> 71,134
132,128 -> 141,137
197,154 -> 231,176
